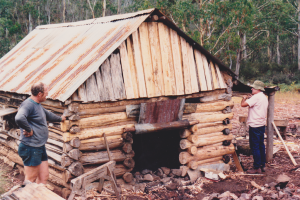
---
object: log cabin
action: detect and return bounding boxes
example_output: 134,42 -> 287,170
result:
0,8 -> 278,196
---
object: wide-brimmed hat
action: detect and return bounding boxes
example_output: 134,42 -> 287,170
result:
250,80 -> 265,91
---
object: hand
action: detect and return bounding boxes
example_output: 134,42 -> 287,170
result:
23,130 -> 33,137
61,115 -> 66,122
247,94 -> 253,99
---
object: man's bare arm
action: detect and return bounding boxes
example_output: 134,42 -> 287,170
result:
241,94 -> 252,107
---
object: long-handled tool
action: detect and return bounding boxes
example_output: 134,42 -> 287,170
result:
272,121 -> 297,166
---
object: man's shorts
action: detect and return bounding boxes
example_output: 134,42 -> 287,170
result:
18,143 -> 48,166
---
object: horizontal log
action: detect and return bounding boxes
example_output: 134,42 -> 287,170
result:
123,172 -> 133,183
199,93 -> 232,103
69,138 -> 81,148
79,105 -> 126,116
47,150 -> 62,163
0,144 -> 23,166
196,122 -> 223,129
48,158 -> 65,171
48,128 -> 65,136
179,143 -> 235,164
123,158 -> 135,168
114,164 -> 133,177
183,134 -> 234,149
70,126 -> 80,134
47,138 -> 64,148
61,112 -> 137,131
180,129 -> 192,138
122,132 -> 133,141
183,113 -> 233,123
63,143 -> 73,153
187,156 -> 223,170
62,124 -> 135,142
78,89 -> 226,110
46,144 -> 63,154
194,124 -> 232,136
68,161 -> 84,177
68,149 -> 82,160
187,146 -> 197,155
62,170 -> 74,183
196,100 -> 234,113
126,105 -> 140,118
79,150 -> 134,165
49,131 -> 64,141
79,135 -> 123,151
122,143 -> 132,154
48,173 -> 70,188
0,155 -> 15,168
135,120 -> 197,134
61,154 -> 73,168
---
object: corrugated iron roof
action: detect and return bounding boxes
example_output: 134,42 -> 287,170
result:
0,9 -> 154,102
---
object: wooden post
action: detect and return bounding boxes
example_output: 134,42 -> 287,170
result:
266,91 -> 275,162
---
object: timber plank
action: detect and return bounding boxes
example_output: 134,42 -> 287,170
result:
119,41 -> 135,99
215,63 -> 227,88
132,30 -> 147,97
210,61 -> 220,89
101,59 -> 115,101
95,68 -> 105,101
180,37 -> 192,94
158,23 -> 176,95
126,37 -> 139,98
110,53 -> 126,100
194,49 -> 208,91
187,43 -> 199,93
139,22 -> 156,97
170,29 -> 184,95
86,74 -> 100,102
202,54 -> 212,90
77,84 -> 87,102
148,22 -> 164,96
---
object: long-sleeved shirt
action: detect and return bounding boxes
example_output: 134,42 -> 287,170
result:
15,98 -> 62,147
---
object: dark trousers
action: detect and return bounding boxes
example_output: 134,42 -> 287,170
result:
249,126 -> 266,169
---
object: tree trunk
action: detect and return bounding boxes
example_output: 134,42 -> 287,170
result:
62,0 -> 66,23
103,0 -> 106,17
117,0 -> 121,14
267,31 -> 271,63
298,0 -> 300,70
277,34 -> 281,65
199,0 -> 204,46
235,31 -> 242,77
243,33 -> 247,59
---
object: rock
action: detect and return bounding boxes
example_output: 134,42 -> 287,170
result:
156,168 -> 164,177
135,174 -> 143,183
269,182 -> 277,190
141,169 -> 152,175
134,171 -> 141,176
284,187 -> 293,196
296,189 -> 300,194
270,193 -> 278,199
279,191 -> 286,199
161,177 -> 171,184
143,174 -> 154,182
171,169 -> 182,177
161,167 -> 170,175
240,193 -> 251,200
208,193 -> 219,200
292,195 -> 300,200
218,191 -> 238,200
276,187 -> 281,191
135,183 -> 146,192
276,174 -> 290,189
264,183 -> 269,188
251,189 -> 258,194
252,196 -> 263,200
165,182 -> 179,190
180,166 -> 189,177
267,190 -> 273,195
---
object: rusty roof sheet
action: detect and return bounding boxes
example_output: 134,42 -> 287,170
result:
0,9 -> 154,102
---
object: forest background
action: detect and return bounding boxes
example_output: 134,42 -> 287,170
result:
1,0 -> 300,91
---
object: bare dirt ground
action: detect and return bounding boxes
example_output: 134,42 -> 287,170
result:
2,93 -> 300,199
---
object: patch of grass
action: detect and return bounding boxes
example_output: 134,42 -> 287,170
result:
275,91 -> 300,104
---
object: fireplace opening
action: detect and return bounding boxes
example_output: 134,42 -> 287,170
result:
132,129 -> 181,172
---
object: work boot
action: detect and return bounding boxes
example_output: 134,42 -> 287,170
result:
247,168 -> 262,174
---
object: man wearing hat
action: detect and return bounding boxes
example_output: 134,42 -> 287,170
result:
241,80 -> 268,174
